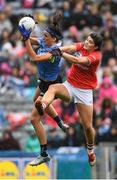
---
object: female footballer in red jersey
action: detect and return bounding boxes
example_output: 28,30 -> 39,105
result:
36,32 -> 103,166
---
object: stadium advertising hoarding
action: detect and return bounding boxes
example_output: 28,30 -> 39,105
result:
0,158 -> 50,179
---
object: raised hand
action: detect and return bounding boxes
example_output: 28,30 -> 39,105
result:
50,48 -> 63,57
18,25 -> 32,40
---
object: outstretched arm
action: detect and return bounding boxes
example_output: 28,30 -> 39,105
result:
60,44 -> 77,53
19,25 -> 51,61
62,52 -> 90,65
25,39 -> 52,62
50,45 -> 89,65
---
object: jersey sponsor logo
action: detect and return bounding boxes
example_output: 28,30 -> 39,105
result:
74,51 -> 82,57
49,56 -> 55,63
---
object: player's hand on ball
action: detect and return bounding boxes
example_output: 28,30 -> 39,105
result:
18,25 -> 32,40
50,48 -> 63,57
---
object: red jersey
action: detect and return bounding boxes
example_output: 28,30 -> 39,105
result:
67,42 -> 102,89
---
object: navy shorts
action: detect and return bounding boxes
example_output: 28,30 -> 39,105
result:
38,76 -> 62,96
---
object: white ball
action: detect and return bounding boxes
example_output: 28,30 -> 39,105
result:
19,16 -> 35,31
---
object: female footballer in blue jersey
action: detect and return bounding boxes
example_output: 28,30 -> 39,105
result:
19,11 -> 69,166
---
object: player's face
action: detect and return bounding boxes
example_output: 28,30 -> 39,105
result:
43,31 -> 56,46
84,36 -> 97,51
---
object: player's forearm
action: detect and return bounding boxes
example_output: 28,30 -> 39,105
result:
33,53 -> 52,62
60,44 -> 76,53
25,39 -> 37,59
25,39 -> 51,61
62,52 -> 89,65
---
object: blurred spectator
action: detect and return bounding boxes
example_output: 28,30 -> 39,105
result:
0,129 -> 21,150
68,25 -> 80,42
6,112 -> 29,129
72,1 -> 87,30
0,10 -> 13,36
110,101 -> 117,124
101,11 -> 117,46
37,0 -> 52,9
98,77 -> 117,105
23,126 -> 40,152
95,98 -> 113,143
0,0 -> 6,10
87,3 -> 103,31
61,101 -> 78,125
109,124 -> 117,142
0,106 -> 7,127
101,39 -> 116,66
61,1 -> 72,30
81,27 -> 92,41
99,0 -> 117,15
63,123 -> 85,147
107,57 -> 117,84
47,128 -> 64,148
98,98 -> 113,120
21,0 -> 38,8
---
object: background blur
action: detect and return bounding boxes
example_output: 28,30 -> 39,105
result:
0,0 -> 117,179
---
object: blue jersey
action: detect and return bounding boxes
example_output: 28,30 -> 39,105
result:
37,37 -> 62,81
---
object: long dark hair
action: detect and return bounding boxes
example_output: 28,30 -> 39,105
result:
47,11 -> 63,40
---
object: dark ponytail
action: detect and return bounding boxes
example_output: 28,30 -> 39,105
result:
51,11 -> 62,29
47,11 -> 63,40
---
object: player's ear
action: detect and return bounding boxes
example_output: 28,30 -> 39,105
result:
53,37 -> 57,42
94,46 -> 98,50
